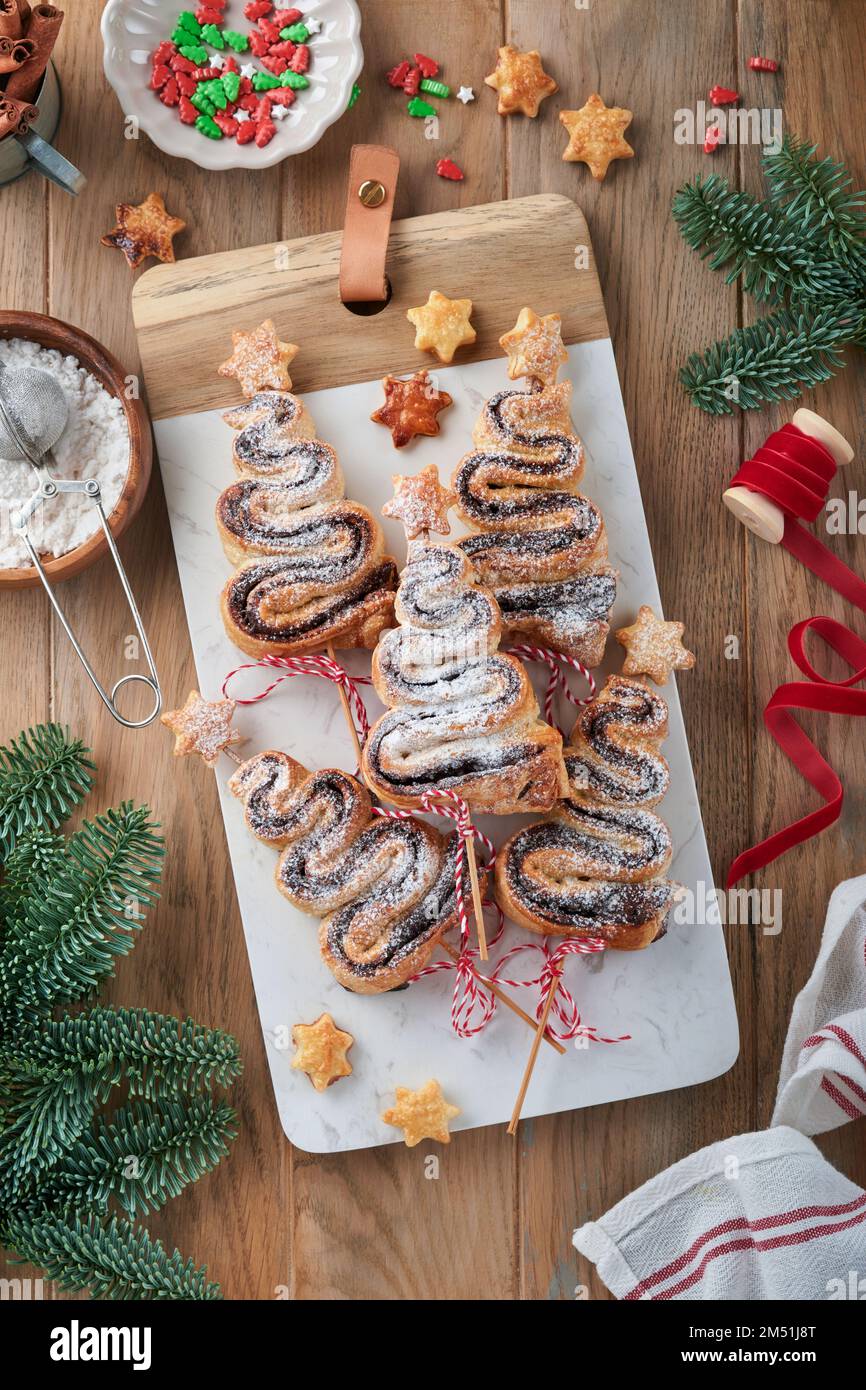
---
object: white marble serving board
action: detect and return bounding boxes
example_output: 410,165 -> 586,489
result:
155,342 -> 739,1153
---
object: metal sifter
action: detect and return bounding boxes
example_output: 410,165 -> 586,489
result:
0,363 -> 161,728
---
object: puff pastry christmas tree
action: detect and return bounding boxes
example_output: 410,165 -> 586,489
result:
363,468 -> 567,815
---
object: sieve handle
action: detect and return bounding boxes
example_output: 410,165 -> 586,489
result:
14,482 -> 162,729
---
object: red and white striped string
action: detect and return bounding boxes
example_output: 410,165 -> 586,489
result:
507,642 -> 596,735
222,652 -> 372,748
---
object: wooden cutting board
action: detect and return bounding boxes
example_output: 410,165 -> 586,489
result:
132,193 -> 608,418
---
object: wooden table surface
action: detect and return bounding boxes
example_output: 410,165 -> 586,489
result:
3,0 -> 865,1301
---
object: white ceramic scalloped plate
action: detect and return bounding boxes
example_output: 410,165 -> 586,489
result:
101,0 -> 362,170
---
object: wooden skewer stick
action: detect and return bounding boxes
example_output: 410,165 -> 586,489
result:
507,970 -> 561,1135
439,939 -> 564,1054
464,836 -> 488,961
325,641 -> 364,767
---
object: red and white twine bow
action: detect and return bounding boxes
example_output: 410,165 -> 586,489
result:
489,938 -> 631,1045
222,652 -> 371,748
507,642 -> 596,736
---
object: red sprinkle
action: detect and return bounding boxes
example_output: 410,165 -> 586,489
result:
708,84 -> 739,105
749,55 -> 779,72
214,110 -> 239,137
386,60 -> 410,88
195,6 -> 224,22
289,43 -> 308,72
152,40 -> 176,66
258,17 -> 281,43
703,123 -> 723,154
243,0 -> 272,17
237,92 -> 259,111
436,157 -> 464,181
261,53 -> 288,74
176,71 -> 197,96
169,53 -> 196,72
249,30 -> 269,56
273,7 -> 301,23
223,54 -> 240,73
238,75 -> 253,95
269,86 -> 296,106
268,39 -> 295,58
254,94 -> 274,121
149,64 -> 170,90
158,76 -> 180,106
178,94 -> 198,124
414,52 -> 439,78
236,117 -> 257,143
403,64 -> 421,95
255,117 -> 276,147
192,65 -> 220,80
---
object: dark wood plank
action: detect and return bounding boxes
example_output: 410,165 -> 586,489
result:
507,0 -> 755,1299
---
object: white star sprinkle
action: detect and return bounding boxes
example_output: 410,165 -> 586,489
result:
456,85 -> 475,104
305,15 -> 322,33
235,109 -> 252,122
209,52 -> 225,68
270,103 -> 289,119
241,62 -> 256,79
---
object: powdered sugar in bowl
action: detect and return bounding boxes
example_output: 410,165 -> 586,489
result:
0,313 -> 152,589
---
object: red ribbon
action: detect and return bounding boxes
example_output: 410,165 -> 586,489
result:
726,420 -> 866,885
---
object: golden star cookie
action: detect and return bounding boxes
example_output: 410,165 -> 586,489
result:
100,192 -> 186,269
407,291 -> 476,364
382,464 -> 456,539
291,1013 -> 354,1092
560,94 -> 635,181
218,319 -> 299,398
615,606 -> 695,685
499,307 -> 568,387
161,690 -> 242,765
484,44 -> 557,117
381,1079 -> 460,1147
371,370 -> 453,449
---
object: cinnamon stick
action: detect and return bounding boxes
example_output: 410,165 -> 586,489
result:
0,93 -> 37,136
0,34 -> 32,73
6,2 -> 62,102
0,0 -> 21,40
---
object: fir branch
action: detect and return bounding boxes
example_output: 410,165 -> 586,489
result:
764,136 -> 866,271
27,1097 -> 238,1220
0,1058 -> 105,1204
672,173 -> 862,304
0,725 -> 93,859
0,830 -> 67,947
679,303 -> 861,415
1,1210 -> 222,1299
0,803 -> 164,1017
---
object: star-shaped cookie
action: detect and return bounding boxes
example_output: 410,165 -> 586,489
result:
381,1079 -> 460,1147
615,606 -> 695,685
161,690 -> 242,765
291,1013 -> 354,1092
100,192 -> 186,269
370,370 -> 453,449
382,464 -> 455,539
484,44 -> 557,117
407,291 -> 476,364
218,319 -> 299,398
499,307 -> 568,387
560,94 -> 635,181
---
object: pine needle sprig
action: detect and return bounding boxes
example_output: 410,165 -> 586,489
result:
1,1211 -> 222,1300
679,303 -> 860,415
763,137 -> 866,271
0,725 -> 93,858
0,804 -> 164,1018
26,1097 -> 238,1220
672,174 -> 862,304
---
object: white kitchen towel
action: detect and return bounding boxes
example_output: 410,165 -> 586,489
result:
773,873 -> 866,1134
574,873 -> 866,1299
573,1128 -> 866,1300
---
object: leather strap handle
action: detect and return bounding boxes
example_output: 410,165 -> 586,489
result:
339,143 -> 399,304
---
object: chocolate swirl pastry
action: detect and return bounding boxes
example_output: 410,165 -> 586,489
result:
496,674 -> 677,949
452,383 -> 617,663
229,751 -> 475,994
217,392 -> 398,656
362,541 -> 568,814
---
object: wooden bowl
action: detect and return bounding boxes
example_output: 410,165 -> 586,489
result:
0,311 -> 152,590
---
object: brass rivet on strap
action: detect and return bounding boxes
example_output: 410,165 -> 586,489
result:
358,179 -> 386,208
